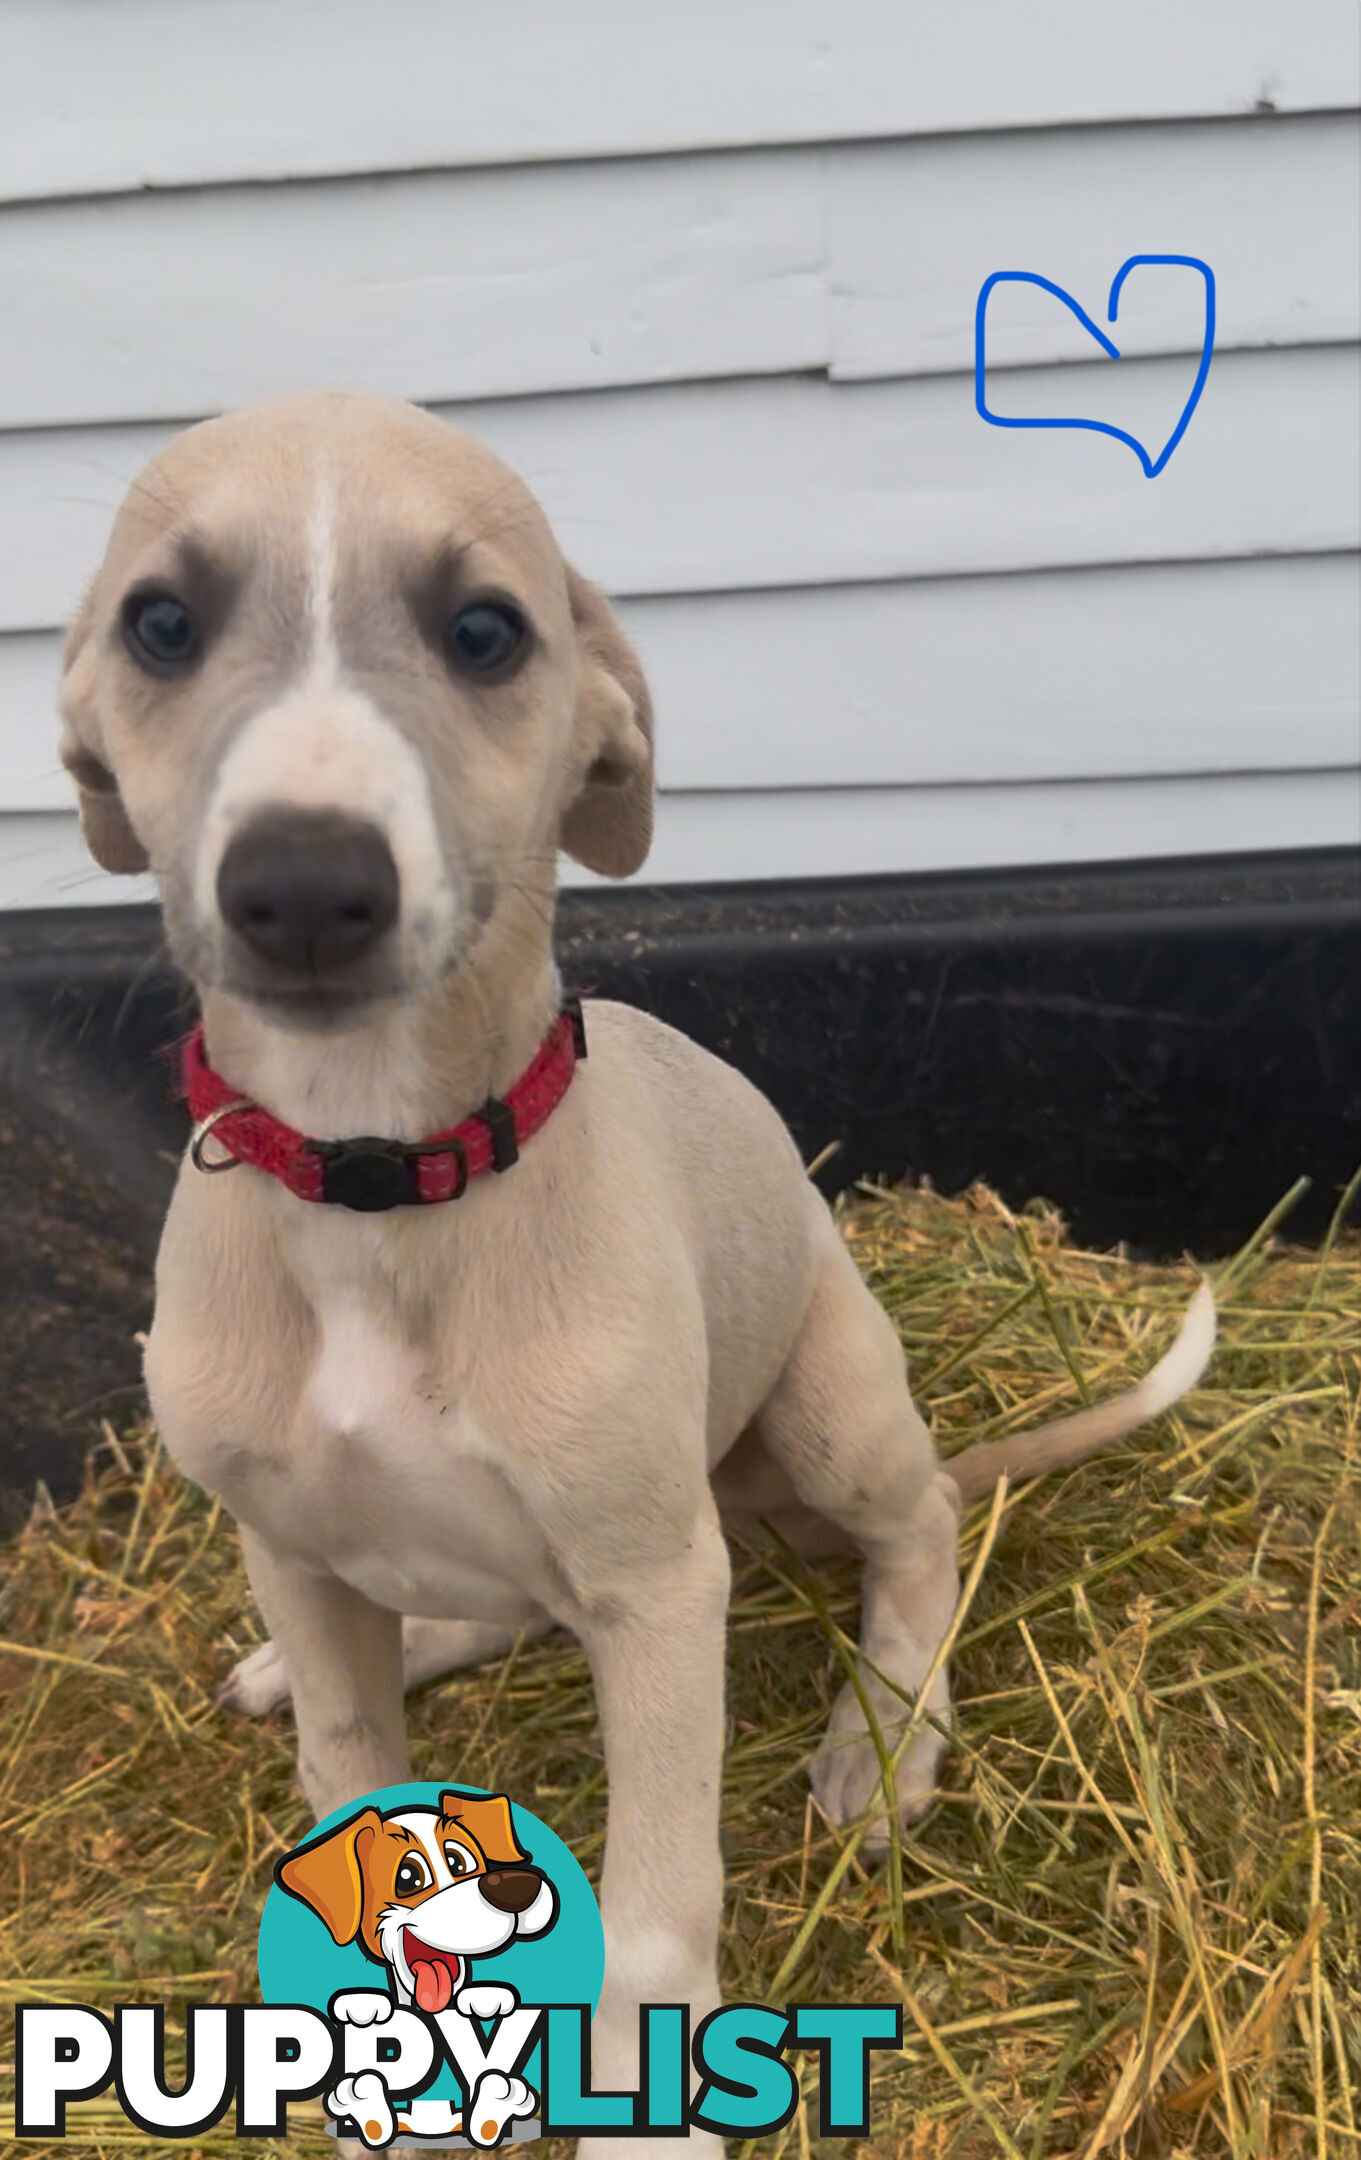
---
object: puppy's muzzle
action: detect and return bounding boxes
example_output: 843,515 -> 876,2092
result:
216,809 -> 399,975
479,1868 -> 543,1914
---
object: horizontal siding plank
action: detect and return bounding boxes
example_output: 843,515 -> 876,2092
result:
4,109 -> 1357,435
0,815 -> 157,910
4,347 -> 1356,634
0,635 -> 69,806
4,557 -> 1355,809
1,0 -> 1354,203
0,153 -> 824,431
634,559 -> 1359,790
830,113 -> 1361,377
632,771 -> 1361,886
5,767 -> 1356,910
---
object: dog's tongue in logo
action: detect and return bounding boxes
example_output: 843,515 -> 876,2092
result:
407,1932 -> 461,2014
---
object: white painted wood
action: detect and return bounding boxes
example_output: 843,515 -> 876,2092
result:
1,0 -> 1354,204
0,634 -> 72,807
631,771 -> 1361,887
5,556 -> 1355,810
0,153 -> 824,430
4,347 -> 1356,635
0,5 -> 1353,905
0,816 -> 159,912
6,766 -> 1356,911
830,113 -> 1361,378
629,558 -> 1360,791
3,109 -> 1356,434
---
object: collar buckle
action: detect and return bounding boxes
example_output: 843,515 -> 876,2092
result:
312,1137 -> 422,1213
310,1133 -> 471,1212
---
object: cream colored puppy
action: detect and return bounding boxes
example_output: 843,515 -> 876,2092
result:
60,393 -> 1212,2158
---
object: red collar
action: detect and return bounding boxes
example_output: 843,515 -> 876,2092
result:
181,999 -> 586,1212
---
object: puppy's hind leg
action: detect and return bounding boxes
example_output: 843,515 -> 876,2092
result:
755,1213 -> 961,1853
219,1611 -> 553,1716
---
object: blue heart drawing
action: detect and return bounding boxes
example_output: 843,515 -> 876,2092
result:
974,255 -> 1215,478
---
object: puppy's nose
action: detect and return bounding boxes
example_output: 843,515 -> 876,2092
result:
217,810 -> 399,972
480,1868 -> 542,1914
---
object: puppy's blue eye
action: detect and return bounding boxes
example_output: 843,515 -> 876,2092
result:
124,593 -> 197,669
445,601 -> 526,678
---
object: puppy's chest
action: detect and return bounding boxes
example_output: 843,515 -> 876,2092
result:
242,1251 -> 546,1613
287,1222 -> 465,1454
305,1287 -> 443,1443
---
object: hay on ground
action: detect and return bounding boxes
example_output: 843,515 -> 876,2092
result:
2,1178 -> 1358,2159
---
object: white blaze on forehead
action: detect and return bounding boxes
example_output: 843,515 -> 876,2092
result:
387,1809 -> 483,1886
307,468 -> 338,667
389,1808 -> 450,1880
197,458 -> 460,967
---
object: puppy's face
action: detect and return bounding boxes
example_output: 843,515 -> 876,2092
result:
277,1791 -> 557,2013
58,393 -> 653,1027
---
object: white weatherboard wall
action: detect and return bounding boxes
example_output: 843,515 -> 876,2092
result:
0,2 -> 1357,909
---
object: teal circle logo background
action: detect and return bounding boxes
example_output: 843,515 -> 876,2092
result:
258,1782 -> 604,2104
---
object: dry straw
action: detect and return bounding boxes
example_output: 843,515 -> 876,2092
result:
2,1176 -> 1357,2158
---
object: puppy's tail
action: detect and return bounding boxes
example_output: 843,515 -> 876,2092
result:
943,1278 -> 1216,1506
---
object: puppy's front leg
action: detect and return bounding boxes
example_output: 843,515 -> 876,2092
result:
238,1526 -> 408,1818
576,1512 -> 730,2160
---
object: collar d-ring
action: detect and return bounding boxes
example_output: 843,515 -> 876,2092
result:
189,1101 -> 252,1173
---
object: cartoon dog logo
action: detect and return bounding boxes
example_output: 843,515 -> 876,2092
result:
277,1790 -> 558,2147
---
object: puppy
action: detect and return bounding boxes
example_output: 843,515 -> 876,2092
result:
59,391 -> 1213,2159
279,1790 -> 553,2147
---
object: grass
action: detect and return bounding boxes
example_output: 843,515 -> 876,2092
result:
1,1176 -> 1358,2159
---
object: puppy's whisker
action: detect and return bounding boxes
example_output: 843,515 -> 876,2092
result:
500,883 -> 556,934
463,961 -> 505,1108
110,934 -> 183,1048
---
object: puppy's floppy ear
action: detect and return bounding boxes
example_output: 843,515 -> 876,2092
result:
275,1806 -> 382,1946
440,1791 -> 526,1869
58,587 -> 149,874
558,566 -> 654,880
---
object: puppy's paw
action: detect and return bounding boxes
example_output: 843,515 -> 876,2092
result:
329,2070 -> 395,2148
331,1989 -> 395,2027
453,1982 -> 519,2023
216,1639 -> 290,1716
809,1678 -> 948,1856
465,2069 -> 536,2147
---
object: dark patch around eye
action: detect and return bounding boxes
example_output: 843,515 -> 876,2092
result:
117,536 -> 242,678
402,547 -> 535,686
123,591 -> 197,670
444,600 -> 527,680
